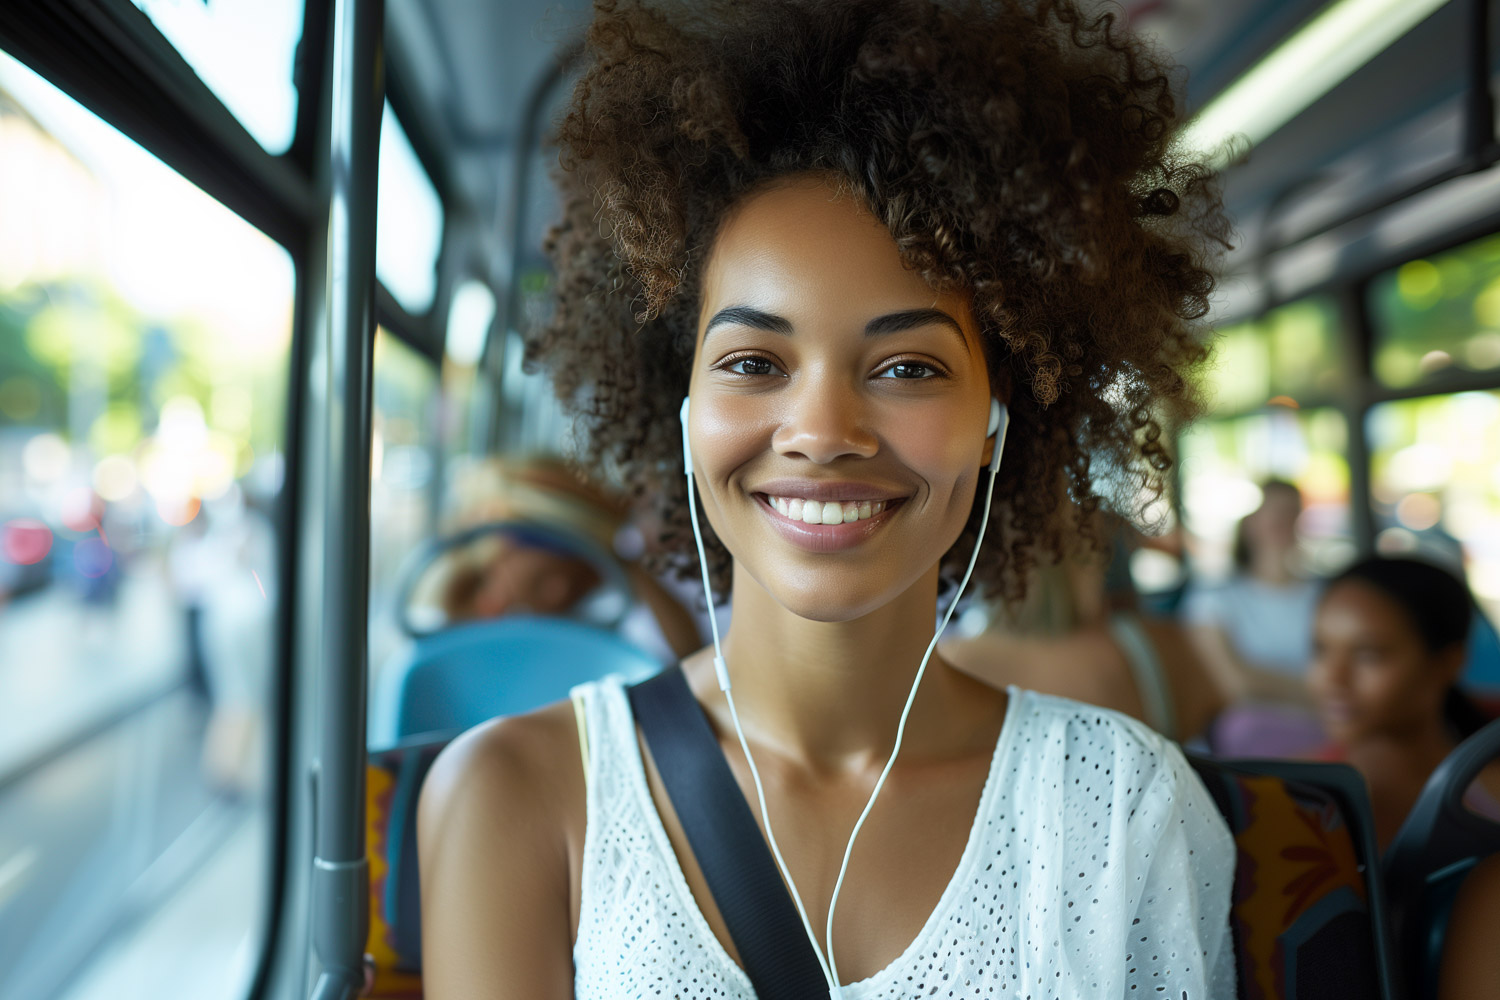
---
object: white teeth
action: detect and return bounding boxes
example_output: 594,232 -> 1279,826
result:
765,496 -> 893,524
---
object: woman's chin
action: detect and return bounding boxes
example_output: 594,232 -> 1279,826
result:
762,577 -> 905,625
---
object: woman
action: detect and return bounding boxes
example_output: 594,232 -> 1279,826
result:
418,2 -> 1236,996
424,454 -> 704,659
1181,480 -> 1320,701
1308,556 -> 1499,851
1180,479 -> 1327,756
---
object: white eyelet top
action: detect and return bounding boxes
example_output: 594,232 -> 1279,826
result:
571,676 -> 1236,999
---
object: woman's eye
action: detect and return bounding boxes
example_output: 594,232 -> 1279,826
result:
725,356 -> 779,376
878,361 -> 940,379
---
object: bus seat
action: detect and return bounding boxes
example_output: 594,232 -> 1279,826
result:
367,615 -> 660,749
366,732 -> 452,997
1382,718 -> 1500,1000
363,744 -> 1397,998
1189,756 -> 1397,1000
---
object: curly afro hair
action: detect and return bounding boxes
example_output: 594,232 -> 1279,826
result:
526,0 -> 1231,603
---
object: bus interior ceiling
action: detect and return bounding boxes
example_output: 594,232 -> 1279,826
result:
0,1 -> 1498,1000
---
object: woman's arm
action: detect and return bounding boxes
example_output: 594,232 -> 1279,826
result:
417,704 -> 584,1000
1438,852 -> 1500,1000
1184,622 -> 1314,706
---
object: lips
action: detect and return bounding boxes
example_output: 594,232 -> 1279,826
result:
750,491 -> 905,553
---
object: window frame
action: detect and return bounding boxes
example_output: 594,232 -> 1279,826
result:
0,3 -> 333,998
1187,220 -> 1500,566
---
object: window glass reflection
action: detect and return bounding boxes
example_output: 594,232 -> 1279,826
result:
440,279 -> 496,466
1367,391 -> 1500,630
1178,407 -> 1352,578
369,328 -> 438,675
1200,296 -> 1341,416
0,50 -> 288,1000
128,0 -> 305,155
1369,234 -> 1500,388
376,105 -> 444,316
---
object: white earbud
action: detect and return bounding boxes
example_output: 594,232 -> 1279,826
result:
678,392 -> 1009,999
987,398 -> 1008,472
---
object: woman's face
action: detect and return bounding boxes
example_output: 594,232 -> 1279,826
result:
686,176 -> 996,622
1308,580 -> 1459,744
1248,486 -> 1301,554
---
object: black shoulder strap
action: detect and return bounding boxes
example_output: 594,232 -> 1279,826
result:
627,666 -> 828,999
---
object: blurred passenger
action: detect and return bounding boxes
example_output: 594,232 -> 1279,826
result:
1308,556 -> 1500,850
944,518 -> 1226,742
1181,479 -> 1323,754
426,455 -> 702,660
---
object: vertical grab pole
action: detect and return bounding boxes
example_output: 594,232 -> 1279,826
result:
310,0 -> 383,998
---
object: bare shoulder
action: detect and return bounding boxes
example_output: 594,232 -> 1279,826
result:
419,698 -> 585,834
416,699 -> 586,1000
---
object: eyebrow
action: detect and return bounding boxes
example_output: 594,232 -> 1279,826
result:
703,305 -> 967,350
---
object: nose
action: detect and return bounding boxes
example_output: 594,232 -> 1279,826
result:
1310,649 -> 1352,694
770,377 -> 879,464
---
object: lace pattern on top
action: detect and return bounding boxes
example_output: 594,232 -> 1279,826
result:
571,675 -> 1235,999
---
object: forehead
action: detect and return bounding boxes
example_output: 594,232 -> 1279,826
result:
698,177 -> 977,339
1319,581 -> 1413,636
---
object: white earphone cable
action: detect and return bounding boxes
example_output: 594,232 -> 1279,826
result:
685,468 -> 839,991
824,423 -> 1004,989
683,405 -> 1008,1000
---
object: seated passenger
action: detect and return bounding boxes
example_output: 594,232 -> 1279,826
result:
1308,556 -> 1500,850
420,454 -> 703,659
418,2 -> 1237,996
1181,479 -> 1325,755
943,517 -> 1226,743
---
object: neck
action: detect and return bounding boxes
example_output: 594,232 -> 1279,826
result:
1249,548 -> 1295,585
705,562 -> 980,771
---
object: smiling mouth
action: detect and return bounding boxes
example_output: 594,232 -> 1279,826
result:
759,495 -> 902,525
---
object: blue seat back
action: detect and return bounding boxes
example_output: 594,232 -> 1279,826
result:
369,615 -> 660,748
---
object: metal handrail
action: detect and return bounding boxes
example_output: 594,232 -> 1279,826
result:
308,0 -> 383,998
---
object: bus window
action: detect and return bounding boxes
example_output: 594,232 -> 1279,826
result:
0,48 -> 289,1000
1184,296 -> 1352,579
1369,235 -> 1500,389
1199,297 -> 1343,416
440,277 -> 496,464
1179,407 -> 1353,579
1368,390 -> 1500,631
369,328 -> 438,675
376,104 -> 443,317
126,0 -> 305,155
